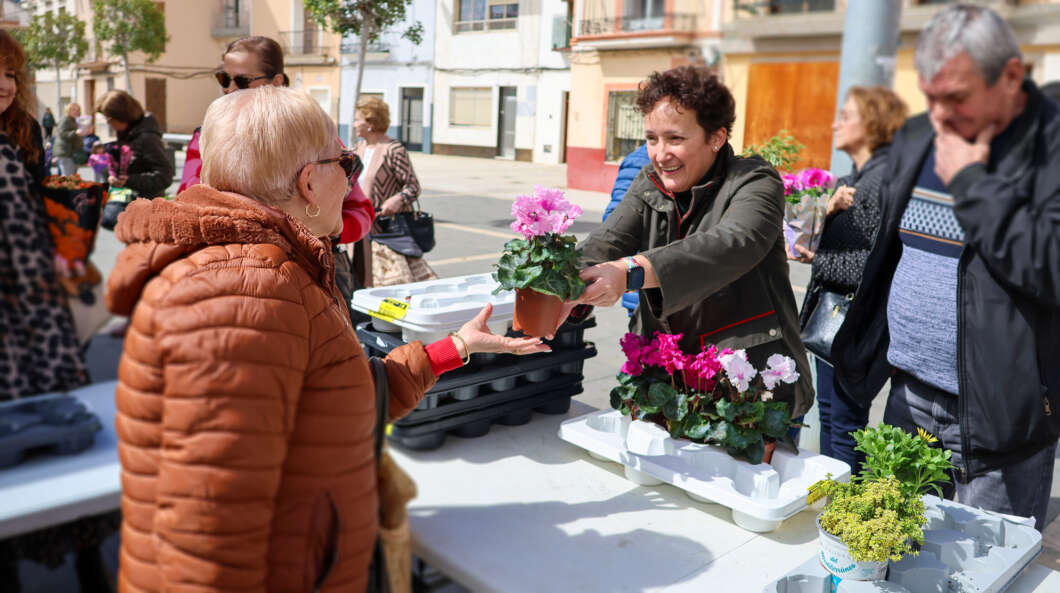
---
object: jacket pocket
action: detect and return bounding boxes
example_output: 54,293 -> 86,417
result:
306,491 -> 340,593
698,309 -> 783,352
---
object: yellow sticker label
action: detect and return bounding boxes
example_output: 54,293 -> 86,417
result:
369,297 -> 410,322
385,423 -> 393,436
806,479 -> 828,505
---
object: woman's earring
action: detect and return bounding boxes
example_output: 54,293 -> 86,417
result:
306,203 -> 321,218
713,146 -> 719,152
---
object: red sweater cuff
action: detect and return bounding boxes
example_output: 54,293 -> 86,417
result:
425,338 -> 464,376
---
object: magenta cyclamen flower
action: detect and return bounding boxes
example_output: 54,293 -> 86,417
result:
619,333 -> 650,376
796,168 -> 834,190
651,332 -> 686,374
682,345 -> 723,392
510,185 -> 583,239
782,174 -> 798,197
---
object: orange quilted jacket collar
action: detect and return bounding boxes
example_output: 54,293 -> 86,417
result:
107,184 -> 335,316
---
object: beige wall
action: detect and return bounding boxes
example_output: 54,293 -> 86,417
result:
568,49 -> 684,154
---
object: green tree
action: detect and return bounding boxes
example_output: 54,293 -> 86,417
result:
19,12 -> 89,112
305,0 -> 424,116
92,0 -> 168,97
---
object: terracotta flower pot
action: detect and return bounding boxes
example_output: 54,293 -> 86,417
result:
513,287 -> 564,338
762,440 -> 777,464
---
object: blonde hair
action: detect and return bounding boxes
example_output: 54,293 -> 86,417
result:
200,86 -> 335,206
65,102 -> 81,116
846,86 -> 908,152
356,96 -> 390,133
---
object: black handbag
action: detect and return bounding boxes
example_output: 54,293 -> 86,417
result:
371,200 -> 435,258
800,290 -> 853,364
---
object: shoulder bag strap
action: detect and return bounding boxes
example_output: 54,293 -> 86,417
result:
368,356 -> 388,466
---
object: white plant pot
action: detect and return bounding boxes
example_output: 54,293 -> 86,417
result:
816,515 -> 888,582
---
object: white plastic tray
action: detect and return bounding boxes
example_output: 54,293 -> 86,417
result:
765,496 -> 1042,593
559,409 -> 851,532
350,273 -> 513,343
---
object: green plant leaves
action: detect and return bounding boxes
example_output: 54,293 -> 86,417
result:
492,234 -> 586,300
853,424 -> 955,499
761,404 -> 791,439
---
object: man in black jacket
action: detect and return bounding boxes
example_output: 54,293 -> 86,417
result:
833,4 -> 1060,530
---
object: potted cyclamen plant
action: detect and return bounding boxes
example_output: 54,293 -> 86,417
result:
782,167 -> 835,257
609,331 -> 801,465
493,186 -> 586,337
808,424 -> 955,584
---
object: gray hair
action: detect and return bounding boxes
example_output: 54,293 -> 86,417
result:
915,4 -> 1021,85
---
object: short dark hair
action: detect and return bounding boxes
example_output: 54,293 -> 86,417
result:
224,36 -> 290,87
636,66 -> 736,136
97,89 -> 144,124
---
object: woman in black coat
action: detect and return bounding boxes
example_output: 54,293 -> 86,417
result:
793,86 -> 907,474
96,89 -> 174,198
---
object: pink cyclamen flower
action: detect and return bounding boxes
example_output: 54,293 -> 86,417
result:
797,168 -> 834,190
782,174 -> 797,197
510,185 -> 583,239
619,333 -> 650,376
761,354 -> 800,389
719,349 -> 757,393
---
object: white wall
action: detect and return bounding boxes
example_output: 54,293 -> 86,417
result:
337,0 -> 436,146
431,0 -> 571,163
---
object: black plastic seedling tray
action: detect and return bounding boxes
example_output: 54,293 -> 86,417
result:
388,380 -> 583,451
395,371 -> 587,426
0,396 -> 102,468
357,322 -> 596,408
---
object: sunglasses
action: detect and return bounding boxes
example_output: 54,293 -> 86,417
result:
214,71 -> 271,89
310,150 -> 361,181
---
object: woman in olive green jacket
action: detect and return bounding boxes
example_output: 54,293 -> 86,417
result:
569,65 -> 814,418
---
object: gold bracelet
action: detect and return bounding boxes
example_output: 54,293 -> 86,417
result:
449,332 -> 471,366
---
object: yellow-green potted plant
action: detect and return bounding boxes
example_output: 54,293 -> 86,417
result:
808,424 -> 955,584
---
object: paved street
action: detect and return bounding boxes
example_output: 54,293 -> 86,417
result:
58,151 -> 1060,589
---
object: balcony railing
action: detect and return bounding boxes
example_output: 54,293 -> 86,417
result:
733,0 -> 835,17
340,40 -> 391,55
277,30 -> 332,57
212,0 -> 250,38
577,12 -> 697,36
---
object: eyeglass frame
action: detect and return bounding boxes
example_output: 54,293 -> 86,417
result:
214,71 -> 272,90
305,150 -> 361,182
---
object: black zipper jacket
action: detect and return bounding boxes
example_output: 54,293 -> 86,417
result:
833,80 -> 1060,475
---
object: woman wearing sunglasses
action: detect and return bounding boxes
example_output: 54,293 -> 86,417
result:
180,36 -> 375,297
106,86 -> 546,593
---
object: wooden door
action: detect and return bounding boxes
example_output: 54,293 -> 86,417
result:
145,77 -> 167,132
744,60 -> 838,171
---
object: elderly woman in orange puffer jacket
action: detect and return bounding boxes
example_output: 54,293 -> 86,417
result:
106,86 -> 548,593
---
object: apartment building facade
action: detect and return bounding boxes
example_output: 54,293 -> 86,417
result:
20,0 -> 344,136
722,0 -> 1060,171
429,0 -> 573,164
565,0 -> 724,191
337,0 -> 435,150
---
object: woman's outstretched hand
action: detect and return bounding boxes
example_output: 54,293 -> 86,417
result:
455,303 -> 552,356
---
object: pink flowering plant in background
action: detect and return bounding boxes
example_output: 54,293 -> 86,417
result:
493,186 -> 587,300
782,167 -> 836,255
611,332 -> 801,464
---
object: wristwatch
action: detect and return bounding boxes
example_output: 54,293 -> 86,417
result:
625,256 -> 644,292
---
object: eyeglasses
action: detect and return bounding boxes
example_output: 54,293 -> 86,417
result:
214,71 -> 271,90
309,150 -> 361,181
